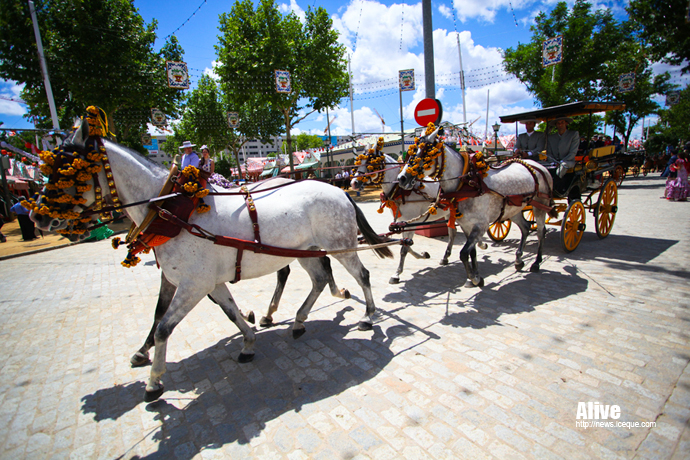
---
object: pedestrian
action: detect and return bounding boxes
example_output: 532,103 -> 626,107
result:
660,147 -> 678,179
179,141 -> 200,169
10,200 -> 37,241
665,148 -> 689,201
335,170 -> 342,188
342,169 -> 350,190
199,145 -> 215,179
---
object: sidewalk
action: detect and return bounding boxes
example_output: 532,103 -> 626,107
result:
0,216 -> 131,260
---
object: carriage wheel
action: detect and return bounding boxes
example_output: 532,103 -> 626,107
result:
522,208 -> 537,231
632,165 -> 640,178
488,220 -> 511,241
613,165 -> 625,186
595,179 -> 617,239
560,200 -> 585,253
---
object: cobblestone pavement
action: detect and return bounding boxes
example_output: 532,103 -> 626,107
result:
0,174 -> 688,460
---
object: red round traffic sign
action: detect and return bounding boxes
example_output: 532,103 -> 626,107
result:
414,98 -> 443,127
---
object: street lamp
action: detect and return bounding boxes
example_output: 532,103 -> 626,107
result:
492,122 -> 501,155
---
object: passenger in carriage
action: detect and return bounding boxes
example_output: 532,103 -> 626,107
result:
513,116 -> 546,159
546,117 -> 579,194
199,145 -> 215,180
179,140 -> 200,169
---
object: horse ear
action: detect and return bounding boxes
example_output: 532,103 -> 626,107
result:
65,117 -> 89,148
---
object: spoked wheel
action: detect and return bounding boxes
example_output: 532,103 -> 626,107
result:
560,200 -> 586,253
487,220 -> 511,241
595,179 -> 618,238
522,208 -> 537,231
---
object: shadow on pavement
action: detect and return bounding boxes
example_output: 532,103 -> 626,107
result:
80,307 -> 394,459
441,265 -> 588,329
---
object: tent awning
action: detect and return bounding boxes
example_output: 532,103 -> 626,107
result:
295,160 -> 319,170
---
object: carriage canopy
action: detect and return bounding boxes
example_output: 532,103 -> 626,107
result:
499,101 -> 626,124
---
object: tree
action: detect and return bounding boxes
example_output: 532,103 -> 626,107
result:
503,0 -> 628,107
293,133 -> 324,152
216,0 -> 348,172
644,85 -> 690,151
0,0 -> 185,151
627,0 -> 690,74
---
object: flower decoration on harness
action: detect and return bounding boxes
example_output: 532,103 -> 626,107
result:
472,151 -> 489,178
177,165 -> 210,214
354,137 -> 386,186
24,107 -> 120,236
405,123 -> 445,181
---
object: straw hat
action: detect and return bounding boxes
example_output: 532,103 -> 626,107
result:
549,116 -> 574,125
179,140 -> 196,149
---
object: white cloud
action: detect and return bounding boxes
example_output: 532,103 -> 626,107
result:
0,81 -> 26,117
203,61 -> 221,81
279,0 -> 306,21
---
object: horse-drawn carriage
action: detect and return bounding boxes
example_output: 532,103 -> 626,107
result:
488,101 -> 625,252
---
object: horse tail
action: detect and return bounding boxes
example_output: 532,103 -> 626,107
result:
548,199 -> 559,219
346,193 -> 393,259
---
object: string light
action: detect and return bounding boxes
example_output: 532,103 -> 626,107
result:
163,0 -> 208,41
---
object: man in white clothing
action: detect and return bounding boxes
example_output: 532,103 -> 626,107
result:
514,117 -> 546,160
179,140 -> 200,169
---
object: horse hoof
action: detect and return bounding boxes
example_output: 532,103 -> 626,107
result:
130,352 -> 151,368
529,264 -> 540,273
259,317 -> 273,328
341,289 -> 351,300
292,328 -> 306,340
389,276 -> 400,284
144,385 -> 164,402
238,352 -> 255,363
478,242 -> 488,250
515,261 -> 525,271
439,258 -> 448,266
357,321 -> 373,331
474,277 -> 485,288
246,311 -> 256,324
463,279 -> 474,288
422,252 -> 430,259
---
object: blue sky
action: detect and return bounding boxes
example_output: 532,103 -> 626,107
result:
0,0 -> 685,139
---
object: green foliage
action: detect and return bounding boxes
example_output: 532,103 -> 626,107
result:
216,0 -> 348,171
645,85 -> 690,150
503,0 -> 626,106
214,156 -> 236,179
627,0 -> 690,74
0,0 -> 185,151
293,133 -> 324,152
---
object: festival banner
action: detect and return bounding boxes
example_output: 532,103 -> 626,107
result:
275,70 -> 291,93
142,133 -> 152,146
166,61 -> 190,89
666,91 -> 681,106
227,112 -> 240,128
618,72 -> 635,93
151,108 -> 166,126
542,35 -> 563,67
399,69 -> 415,92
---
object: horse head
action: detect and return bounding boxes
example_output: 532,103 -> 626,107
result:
397,125 -> 444,190
351,138 -> 387,191
29,113 -> 107,241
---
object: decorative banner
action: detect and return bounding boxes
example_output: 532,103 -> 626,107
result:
227,112 -> 239,128
151,108 -> 166,126
619,72 -> 636,93
275,70 -> 291,93
666,90 -> 681,106
542,35 -> 563,67
142,133 -> 152,145
166,61 -> 190,89
399,69 -> 415,92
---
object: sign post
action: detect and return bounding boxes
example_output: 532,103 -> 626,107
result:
399,69 -> 415,157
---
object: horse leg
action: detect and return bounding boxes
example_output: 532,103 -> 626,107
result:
207,293 -> 255,325
333,253 -> 377,331
441,226 -> 457,265
321,256 -> 350,299
260,265 -> 291,328
460,227 -> 483,288
530,209 -> 548,272
511,213 -> 530,272
145,284 -> 210,401
131,272 -> 176,367
208,283 -> 256,362
292,258 -> 330,339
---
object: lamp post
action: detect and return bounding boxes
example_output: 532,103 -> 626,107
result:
492,122 -> 500,156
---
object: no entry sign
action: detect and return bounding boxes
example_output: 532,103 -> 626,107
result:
414,98 -> 443,126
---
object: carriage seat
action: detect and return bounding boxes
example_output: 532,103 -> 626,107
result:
589,145 -> 615,159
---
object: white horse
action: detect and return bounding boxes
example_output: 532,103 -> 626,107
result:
32,118 -> 392,401
397,127 -> 555,287
350,148 -> 460,284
